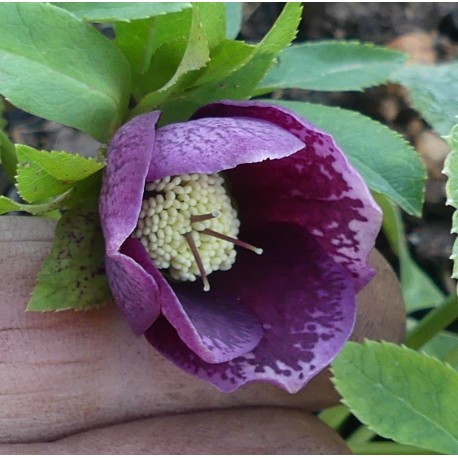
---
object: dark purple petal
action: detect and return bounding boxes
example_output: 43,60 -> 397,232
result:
123,240 -> 264,363
145,223 -> 356,393
193,100 -> 382,290
100,111 -> 160,255
146,117 -> 304,181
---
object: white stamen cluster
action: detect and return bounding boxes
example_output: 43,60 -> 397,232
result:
134,173 -> 240,283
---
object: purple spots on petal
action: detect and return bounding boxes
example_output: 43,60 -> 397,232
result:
146,223 -> 356,393
196,101 -> 381,290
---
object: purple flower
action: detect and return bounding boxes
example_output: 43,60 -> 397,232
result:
99,100 -> 382,393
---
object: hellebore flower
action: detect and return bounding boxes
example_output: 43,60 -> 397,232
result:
99,100 -> 382,393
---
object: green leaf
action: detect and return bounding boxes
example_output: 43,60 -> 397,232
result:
158,5 -> 210,93
148,2 -> 302,123
114,9 -> 192,77
225,2 -> 242,39
332,341 -> 458,454
196,3 -> 226,51
15,145 -> 105,203
27,204 -> 112,311
272,100 -> 425,216
443,122 -> 458,294
0,3 -> 131,142
258,41 -> 406,93
188,40 -> 255,88
0,129 -> 17,180
0,190 -> 72,216
391,62 -> 458,136
375,193 -> 444,311
53,2 -> 191,22
131,4 -> 213,107
420,329 -> 458,371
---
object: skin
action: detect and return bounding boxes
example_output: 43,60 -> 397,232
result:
0,216 -> 405,453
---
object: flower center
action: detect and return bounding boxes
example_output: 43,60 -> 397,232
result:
134,173 -> 262,291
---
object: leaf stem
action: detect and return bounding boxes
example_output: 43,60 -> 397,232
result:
349,441 -> 438,455
347,425 -> 376,444
318,405 -> 350,430
406,294 -> 458,349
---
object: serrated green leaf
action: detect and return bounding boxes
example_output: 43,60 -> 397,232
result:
375,193 -> 444,311
391,62 -> 458,136
0,190 -> 72,216
258,41 -> 406,93
115,9 -> 192,80
131,5 -> 212,107
53,2 -> 191,22
27,203 -> 111,311
332,341 -> 458,454
158,5 -> 210,93
196,3 -> 226,51
146,2 -> 302,123
15,145 -> 104,203
272,100 -> 425,216
189,40 -> 255,88
16,145 -> 104,182
225,2 -> 242,39
443,123 -> 458,292
421,329 -> 458,371
0,3 -> 130,142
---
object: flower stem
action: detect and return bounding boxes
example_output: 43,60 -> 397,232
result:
318,405 -> 350,430
406,294 -> 458,350
349,441 -> 437,455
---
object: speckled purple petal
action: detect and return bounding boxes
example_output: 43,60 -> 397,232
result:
100,112 -> 161,333
122,239 -> 264,363
146,117 -> 304,181
145,223 -> 356,393
100,111 -> 160,255
193,100 -> 382,291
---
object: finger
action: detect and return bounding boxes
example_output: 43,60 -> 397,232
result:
0,216 -> 404,442
0,408 -> 349,454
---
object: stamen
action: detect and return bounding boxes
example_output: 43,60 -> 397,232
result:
184,232 -> 211,292
201,228 -> 263,255
191,211 -> 220,223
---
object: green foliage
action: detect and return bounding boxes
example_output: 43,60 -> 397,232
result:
273,100 -> 425,216
258,41 -> 406,93
115,11 -> 191,81
0,129 -> 17,180
443,122 -> 458,291
27,204 -> 112,311
375,193 -> 444,311
391,62 -> 458,136
150,2 -> 303,123
0,3 -> 130,142
53,2 -> 191,22
419,327 -> 458,371
0,190 -> 72,216
15,145 -> 104,203
128,3 -> 227,106
225,3 -> 242,39
332,341 -> 458,454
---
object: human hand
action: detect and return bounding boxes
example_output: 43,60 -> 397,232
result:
0,216 -> 404,453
